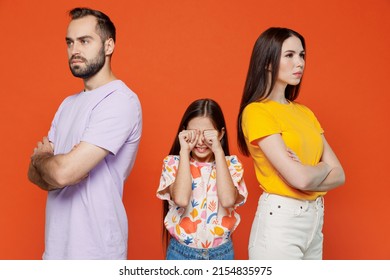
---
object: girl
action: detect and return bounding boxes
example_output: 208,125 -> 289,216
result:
157,98 -> 247,260
237,27 -> 345,259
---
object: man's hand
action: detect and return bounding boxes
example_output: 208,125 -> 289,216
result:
31,137 -> 54,166
28,136 -> 56,191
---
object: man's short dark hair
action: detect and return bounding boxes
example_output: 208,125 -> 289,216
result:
69,7 -> 116,42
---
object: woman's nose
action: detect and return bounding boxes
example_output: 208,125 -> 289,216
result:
296,56 -> 304,68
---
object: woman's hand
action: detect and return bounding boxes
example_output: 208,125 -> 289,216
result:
286,148 -> 301,163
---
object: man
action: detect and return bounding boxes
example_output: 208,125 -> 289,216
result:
27,7 -> 142,260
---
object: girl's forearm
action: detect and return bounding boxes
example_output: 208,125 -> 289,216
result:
170,151 -> 192,208
214,150 -> 237,208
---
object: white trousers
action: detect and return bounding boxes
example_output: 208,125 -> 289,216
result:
248,192 -> 324,260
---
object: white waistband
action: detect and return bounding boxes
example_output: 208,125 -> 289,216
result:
261,192 -> 324,210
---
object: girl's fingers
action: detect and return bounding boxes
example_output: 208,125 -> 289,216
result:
193,130 -> 200,143
192,130 -> 196,142
180,130 -> 199,144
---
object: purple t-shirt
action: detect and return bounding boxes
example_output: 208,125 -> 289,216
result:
45,80 -> 142,259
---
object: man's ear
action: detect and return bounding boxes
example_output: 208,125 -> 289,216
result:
104,38 -> 115,55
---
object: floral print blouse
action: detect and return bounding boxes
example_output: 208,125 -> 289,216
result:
157,155 -> 248,249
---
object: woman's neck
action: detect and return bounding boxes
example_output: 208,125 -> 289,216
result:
268,83 -> 289,104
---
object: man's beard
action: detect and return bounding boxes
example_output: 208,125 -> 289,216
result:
69,46 -> 105,79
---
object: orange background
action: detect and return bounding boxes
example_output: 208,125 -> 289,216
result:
0,0 -> 389,260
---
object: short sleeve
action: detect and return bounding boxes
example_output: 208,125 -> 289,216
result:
227,155 -> 248,207
82,91 -> 142,155
242,103 -> 281,146
48,110 -> 59,144
48,96 -> 73,146
156,155 -> 179,201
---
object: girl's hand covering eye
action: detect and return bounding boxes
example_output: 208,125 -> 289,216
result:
178,129 -> 200,152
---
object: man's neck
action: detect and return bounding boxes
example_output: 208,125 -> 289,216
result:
83,65 -> 117,91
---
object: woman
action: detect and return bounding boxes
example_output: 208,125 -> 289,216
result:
237,27 -> 345,259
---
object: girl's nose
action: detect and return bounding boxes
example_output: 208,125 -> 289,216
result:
197,134 -> 205,145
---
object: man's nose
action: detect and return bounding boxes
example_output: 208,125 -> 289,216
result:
70,42 -> 81,55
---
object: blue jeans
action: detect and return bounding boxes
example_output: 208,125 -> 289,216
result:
166,238 -> 234,260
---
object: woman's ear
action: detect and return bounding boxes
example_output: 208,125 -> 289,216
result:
104,38 -> 115,56
219,127 -> 226,141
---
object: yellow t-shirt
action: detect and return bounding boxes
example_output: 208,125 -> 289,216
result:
242,100 -> 326,200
